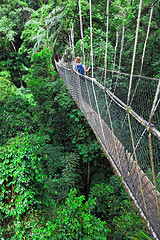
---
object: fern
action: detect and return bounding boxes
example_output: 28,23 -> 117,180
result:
130,231 -> 152,240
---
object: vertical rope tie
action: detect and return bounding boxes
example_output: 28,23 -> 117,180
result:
113,26 -> 125,93
110,30 -> 119,90
127,0 -> 142,107
89,0 -> 94,79
149,80 -> 160,123
109,26 -> 125,108
104,0 -> 110,87
71,23 -> 75,60
105,93 -> 122,173
89,0 -> 107,145
148,131 -> 160,218
127,113 -> 149,217
130,4 -> 154,107
78,0 -> 92,115
79,0 -> 85,65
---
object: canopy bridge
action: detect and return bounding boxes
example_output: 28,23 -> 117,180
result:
55,0 -> 160,238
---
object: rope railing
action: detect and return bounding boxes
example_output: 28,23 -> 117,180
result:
94,68 -> 160,82
56,59 -> 160,239
58,62 -> 160,140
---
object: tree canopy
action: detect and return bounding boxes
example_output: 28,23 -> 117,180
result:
0,0 -> 158,239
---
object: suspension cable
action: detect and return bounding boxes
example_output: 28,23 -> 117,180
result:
109,26 -> 125,109
110,30 -> 119,90
149,80 -> 160,123
130,4 -> 154,107
104,0 -> 109,87
128,113 -> 149,217
71,23 -> 75,60
127,0 -> 142,107
79,0 -> 85,64
104,0 -> 110,87
89,0 -> 94,79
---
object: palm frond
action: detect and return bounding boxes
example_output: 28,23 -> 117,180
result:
32,33 -> 44,41
25,19 -> 39,27
46,6 -> 64,20
49,23 -> 63,41
19,7 -> 35,14
46,12 -> 65,29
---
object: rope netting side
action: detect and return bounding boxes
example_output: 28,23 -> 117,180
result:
56,60 -> 160,239
55,0 -> 160,238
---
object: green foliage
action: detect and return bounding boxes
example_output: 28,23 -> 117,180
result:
0,3 -> 34,86
29,48 -> 55,79
0,134 -> 51,232
49,188 -> 110,239
43,152 -> 83,202
0,1 -> 158,239
20,4 -> 65,55
90,175 -> 145,239
1,189 -> 110,239
0,77 -> 15,102
75,27 -> 115,68
25,48 -> 56,112
0,88 -> 38,145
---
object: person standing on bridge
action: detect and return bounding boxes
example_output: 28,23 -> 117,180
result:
73,56 -> 90,74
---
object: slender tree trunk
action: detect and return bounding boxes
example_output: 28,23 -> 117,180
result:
10,40 -> 23,87
87,162 -> 90,195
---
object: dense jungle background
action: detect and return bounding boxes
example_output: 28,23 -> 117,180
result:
0,0 -> 159,239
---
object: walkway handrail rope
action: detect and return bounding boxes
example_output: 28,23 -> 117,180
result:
58,61 -> 160,141
127,0 -> 142,107
55,59 -> 160,239
104,0 -> 110,88
105,93 -> 123,173
95,67 -> 160,81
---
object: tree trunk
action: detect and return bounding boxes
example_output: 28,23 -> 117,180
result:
87,162 -> 90,195
10,40 -> 23,87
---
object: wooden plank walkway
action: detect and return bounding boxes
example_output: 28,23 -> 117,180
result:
82,101 -> 160,239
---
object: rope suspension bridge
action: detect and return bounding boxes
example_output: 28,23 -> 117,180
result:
55,0 -> 160,238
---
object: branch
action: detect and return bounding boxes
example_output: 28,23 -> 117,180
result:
109,0 -> 127,18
